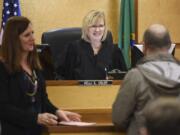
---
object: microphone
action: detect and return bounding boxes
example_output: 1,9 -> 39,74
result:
104,67 -> 109,80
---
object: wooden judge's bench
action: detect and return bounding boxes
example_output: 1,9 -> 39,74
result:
42,80 -> 125,135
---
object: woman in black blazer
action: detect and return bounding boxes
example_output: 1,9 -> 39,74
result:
0,16 -> 81,135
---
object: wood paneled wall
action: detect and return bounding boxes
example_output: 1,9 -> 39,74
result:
0,0 -> 120,44
138,0 -> 180,43
0,0 -> 180,58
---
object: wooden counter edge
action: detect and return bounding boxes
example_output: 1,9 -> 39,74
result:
46,80 -> 122,86
44,123 -> 120,133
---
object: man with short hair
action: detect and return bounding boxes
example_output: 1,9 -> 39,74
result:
140,98 -> 180,135
112,24 -> 180,135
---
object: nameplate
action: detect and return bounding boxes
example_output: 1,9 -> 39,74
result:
79,80 -> 112,86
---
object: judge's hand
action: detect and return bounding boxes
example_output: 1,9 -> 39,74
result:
37,113 -> 58,126
56,110 -> 81,122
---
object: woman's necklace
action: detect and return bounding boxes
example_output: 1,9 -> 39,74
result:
24,70 -> 38,103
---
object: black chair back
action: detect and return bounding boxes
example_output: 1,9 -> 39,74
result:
41,27 -> 81,70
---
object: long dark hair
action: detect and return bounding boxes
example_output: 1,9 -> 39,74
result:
0,16 -> 41,73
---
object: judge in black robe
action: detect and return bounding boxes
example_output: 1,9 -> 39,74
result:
64,10 -> 127,80
64,39 -> 127,80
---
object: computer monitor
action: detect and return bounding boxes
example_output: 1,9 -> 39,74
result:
131,44 -> 176,67
131,45 -> 144,67
36,44 -> 56,80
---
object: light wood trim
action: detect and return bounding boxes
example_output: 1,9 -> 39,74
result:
135,0 -> 138,43
44,123 -> 119,133
67,108 -> 111,113
176,43 -> 180,47
43,108 -> 121,133
66,108 -> 112,123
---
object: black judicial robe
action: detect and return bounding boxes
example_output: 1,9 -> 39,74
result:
64,39 -> 127,80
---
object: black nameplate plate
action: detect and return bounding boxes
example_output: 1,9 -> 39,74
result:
79,80 -> 112,86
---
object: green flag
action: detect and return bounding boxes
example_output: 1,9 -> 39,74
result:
118,0 -> 135,69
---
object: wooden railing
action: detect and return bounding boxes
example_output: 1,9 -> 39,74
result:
43,80 -> 124,135
43,108 -> 124,135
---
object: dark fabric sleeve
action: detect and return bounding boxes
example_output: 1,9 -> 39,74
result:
55,44 -> 70,80
0,63 -> 38,128
38,71 -> 58,114
112,45 -> 127,71
64,42 -> 79,80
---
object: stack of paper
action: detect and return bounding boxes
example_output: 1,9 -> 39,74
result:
59,121 -> 96,126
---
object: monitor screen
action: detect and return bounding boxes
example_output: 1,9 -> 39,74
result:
131,45 -> 144,67
131,44 -> 176,67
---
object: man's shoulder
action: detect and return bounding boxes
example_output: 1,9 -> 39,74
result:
126,67 -> 142,76
123,67 -> 144,83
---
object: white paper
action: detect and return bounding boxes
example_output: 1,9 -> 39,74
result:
168,43 -> 176,54
135,44 -> 143,52
59,121 -> 96,126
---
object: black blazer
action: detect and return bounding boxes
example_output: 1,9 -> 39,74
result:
0,61 -> 57,135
